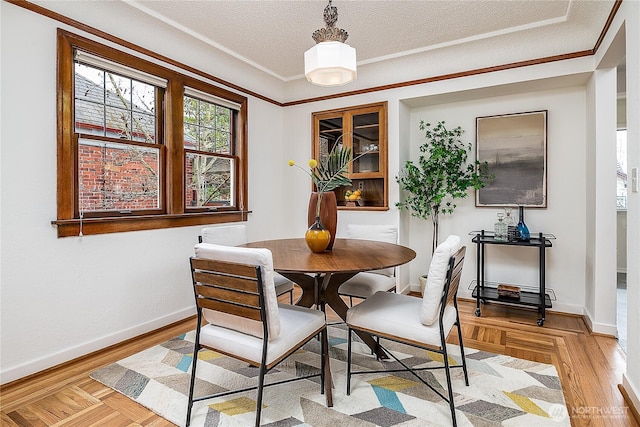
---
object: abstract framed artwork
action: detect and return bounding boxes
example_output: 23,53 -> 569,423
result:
476,110 -> 548,207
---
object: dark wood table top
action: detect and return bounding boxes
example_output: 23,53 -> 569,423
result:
243,238 -> 416,274
243,238 -> 415,361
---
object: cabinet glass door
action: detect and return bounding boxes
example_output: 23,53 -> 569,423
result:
351,112 -> 380,175
318,116 -> 343,164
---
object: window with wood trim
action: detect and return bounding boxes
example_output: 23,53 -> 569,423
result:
74,55 -> 164,215
55,30 -> 248,237
183,89 -> 238,210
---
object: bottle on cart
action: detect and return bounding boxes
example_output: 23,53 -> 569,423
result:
505,208 -> 518,241
517,206 -> 530,241
494,212 -> 508,241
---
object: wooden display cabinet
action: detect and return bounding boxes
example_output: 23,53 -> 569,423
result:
312,102 -> 388,210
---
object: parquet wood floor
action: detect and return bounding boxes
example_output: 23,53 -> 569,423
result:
1,292 -> 637,426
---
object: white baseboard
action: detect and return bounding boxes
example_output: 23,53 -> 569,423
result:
582,306 -> 618,337
622,374 -> 640,418
548,302 -> 584,316
0,307 -> 195,385
411,285 -> 586,316
584,317 -> 619,336
408,283 -> 422,294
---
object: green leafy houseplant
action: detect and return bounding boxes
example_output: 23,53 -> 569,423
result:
396,120 -> 492,254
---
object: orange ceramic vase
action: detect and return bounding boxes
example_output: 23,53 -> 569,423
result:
305,217 -> 331,253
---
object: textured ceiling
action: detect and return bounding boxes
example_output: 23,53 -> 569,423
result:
123,0 -> 616,82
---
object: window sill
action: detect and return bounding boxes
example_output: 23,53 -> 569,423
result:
52,211 -> 251,238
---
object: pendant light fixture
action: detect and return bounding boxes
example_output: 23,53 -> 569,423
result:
304,0 -> 356,86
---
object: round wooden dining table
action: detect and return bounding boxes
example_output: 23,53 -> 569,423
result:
242,238 -> 416,359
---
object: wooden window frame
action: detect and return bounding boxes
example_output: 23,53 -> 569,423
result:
54,29 -> 249,237
182,88 -> 238,213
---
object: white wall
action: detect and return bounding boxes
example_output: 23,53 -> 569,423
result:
618,0 -> 640,412
0,3 -> 286,383
584,68 -> 619,335
591,0 -> 640,408
407,87 -> 586,313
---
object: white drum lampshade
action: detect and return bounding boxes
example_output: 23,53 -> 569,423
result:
305,41 -> 357,86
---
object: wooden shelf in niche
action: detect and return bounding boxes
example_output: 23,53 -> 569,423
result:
335,178 -> 385,209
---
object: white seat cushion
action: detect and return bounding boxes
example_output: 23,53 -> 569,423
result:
420,235 -> 461,326
194,243 -> 280,340
347,291 -> 457,348
339,272 -> 396,299
346,224 -> 398,276
199,304 -> 326,366
201,224 -> 248,246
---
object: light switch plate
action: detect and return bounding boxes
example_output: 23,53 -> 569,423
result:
632,167 -> 639,192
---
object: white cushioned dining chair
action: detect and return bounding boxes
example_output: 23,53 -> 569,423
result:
186,243 -> 330,427
200,225 -> 295,303
345,235 -> 469,427
338,224 -> 398,306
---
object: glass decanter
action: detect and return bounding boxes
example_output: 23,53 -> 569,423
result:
505,208 -> 518,241
494,212 -> 508,241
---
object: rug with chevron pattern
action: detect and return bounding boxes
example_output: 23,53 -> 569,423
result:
90,325 -> 569,426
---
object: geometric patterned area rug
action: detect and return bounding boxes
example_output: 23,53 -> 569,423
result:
91,325 -> 570,426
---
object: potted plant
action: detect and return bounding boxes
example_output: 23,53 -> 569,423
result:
289,142 -> 357,251
396,120 -> 492,290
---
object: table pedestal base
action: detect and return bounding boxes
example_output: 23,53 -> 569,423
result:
278,271 -> 389,360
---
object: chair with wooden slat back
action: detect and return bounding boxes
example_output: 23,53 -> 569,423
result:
345,236 -> 469,427
186,243 -> 330,427
199,225 -> 295,303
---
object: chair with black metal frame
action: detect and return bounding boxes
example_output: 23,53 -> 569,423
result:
186,243 -> 331,427
345,235 -> 469,427
199,224 -> 295,303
